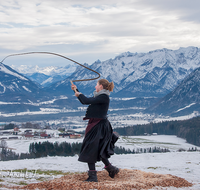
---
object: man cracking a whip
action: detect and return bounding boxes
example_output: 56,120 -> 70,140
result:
71,79 -> 119,182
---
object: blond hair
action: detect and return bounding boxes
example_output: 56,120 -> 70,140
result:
98,79 -> 114,92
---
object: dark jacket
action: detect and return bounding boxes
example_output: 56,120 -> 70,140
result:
78,93 -> 109,119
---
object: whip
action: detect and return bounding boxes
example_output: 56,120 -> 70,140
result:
1,52 -> 101,93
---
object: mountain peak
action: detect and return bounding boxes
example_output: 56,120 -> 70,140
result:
175,46 -> 199,59
115,51 -> 136,59
94,59 -> 101,64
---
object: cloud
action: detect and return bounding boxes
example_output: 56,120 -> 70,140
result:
133,0 -> 200,23
0,0 -> 200,65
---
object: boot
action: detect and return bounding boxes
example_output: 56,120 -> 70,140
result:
85,170 -> 98,182
105,164 -> 119,178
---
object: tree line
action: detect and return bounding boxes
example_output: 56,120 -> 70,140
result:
0,140 -> 176,161
114,116 -> 200,146
114,146 -> 170,154
29,141 -> 82,158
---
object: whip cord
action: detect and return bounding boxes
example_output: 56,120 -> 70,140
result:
0,52 -> 101,83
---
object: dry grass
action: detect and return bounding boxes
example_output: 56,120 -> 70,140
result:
6,169 -> 193,190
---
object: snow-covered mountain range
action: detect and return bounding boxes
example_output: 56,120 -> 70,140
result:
1,46 -> 200,117
46,46 -> 200,98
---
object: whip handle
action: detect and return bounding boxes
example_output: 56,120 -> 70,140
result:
70,80 -> 77,93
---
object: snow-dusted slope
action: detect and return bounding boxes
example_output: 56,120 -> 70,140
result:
146,67 -> 200,116
0,62 -> 48,103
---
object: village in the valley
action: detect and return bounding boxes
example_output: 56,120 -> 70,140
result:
0,123 -> 83,143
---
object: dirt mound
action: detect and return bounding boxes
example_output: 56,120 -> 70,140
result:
9,169 -> 193,190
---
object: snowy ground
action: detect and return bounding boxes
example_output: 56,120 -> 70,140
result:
0,152 -> 200,189
0,135 -> 200,189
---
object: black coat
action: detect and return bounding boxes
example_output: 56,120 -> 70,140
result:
78,93 -> 109,119
78,119 -> 118,163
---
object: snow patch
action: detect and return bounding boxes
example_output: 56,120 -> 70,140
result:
22,86 -> 32,92
175,103 -> 196,113
0,82 -> 6,93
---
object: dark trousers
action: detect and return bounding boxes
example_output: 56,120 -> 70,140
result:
88,157 -> 110,170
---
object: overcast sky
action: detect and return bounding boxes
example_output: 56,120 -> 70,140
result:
1,0 -> 200,67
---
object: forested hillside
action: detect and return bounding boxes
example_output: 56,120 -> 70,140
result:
114,116 -> 200,146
